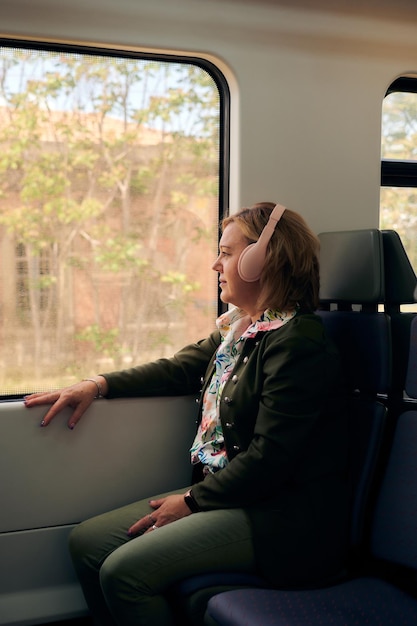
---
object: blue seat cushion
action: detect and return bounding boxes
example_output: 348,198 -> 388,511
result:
206,577 -> 417,625
176,571 -> 266,596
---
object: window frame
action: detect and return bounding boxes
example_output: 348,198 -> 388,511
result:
0,38 -> 231,400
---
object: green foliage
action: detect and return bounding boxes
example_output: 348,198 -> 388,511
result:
0,46 -> 220,392
94,236 -> 149,272
75,324 -> 121,357
161,270 -> 200,293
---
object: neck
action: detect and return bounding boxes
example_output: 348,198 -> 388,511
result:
249,310 -> 263,324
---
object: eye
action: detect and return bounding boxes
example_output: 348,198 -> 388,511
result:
217,248 -> 229,258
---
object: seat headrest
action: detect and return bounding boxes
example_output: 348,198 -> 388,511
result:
319,229 -> 384,304
382,230 -> 417,305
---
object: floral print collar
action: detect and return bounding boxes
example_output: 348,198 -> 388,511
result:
216,307 -> 297,342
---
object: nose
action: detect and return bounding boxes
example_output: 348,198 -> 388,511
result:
212,255 -> 222,272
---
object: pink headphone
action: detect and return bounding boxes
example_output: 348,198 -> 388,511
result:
237,203 -> 286,282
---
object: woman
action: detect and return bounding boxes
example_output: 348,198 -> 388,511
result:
25,202 -> 349,626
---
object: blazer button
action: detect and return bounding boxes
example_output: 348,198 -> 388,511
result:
232,445 -> 241,452
224,396 -> 232,404
225,422 -> 234,429
195,397 -> 200,404
232,375 -> 238,384
243,356 -> 249,364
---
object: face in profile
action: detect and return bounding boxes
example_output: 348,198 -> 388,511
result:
212,222 -> 262,319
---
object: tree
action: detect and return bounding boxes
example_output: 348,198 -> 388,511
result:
0,48 -> 220,391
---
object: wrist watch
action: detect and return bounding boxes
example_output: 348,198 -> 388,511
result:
184,489 -> 200,513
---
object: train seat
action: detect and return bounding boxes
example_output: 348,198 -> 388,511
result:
204,247 -> 417,626
175,229 -> 392,624
205,315 -> 417,626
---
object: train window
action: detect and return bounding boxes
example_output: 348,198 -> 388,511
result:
381,77 -> 417,292
0,41 -> 229,397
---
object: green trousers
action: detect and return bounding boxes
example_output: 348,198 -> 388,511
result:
69,487 -> 256,626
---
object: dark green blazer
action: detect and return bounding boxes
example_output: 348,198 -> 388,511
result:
104,312 -> 349,586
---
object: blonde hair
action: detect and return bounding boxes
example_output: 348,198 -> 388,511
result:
222,202 -> 320,312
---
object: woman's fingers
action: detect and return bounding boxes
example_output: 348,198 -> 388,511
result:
24,382 -> 97,429
127,495 -> 192,537
24,390 -> 61,405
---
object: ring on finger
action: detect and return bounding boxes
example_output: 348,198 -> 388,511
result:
152,524 -> 158,530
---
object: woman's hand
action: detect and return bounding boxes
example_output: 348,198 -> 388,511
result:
128,494 -> 192,536
24,377 -> 107,429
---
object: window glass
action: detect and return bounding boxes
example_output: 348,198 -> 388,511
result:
382,91 -> 417,161
0,44 -> 225,395
380,186 -> 417,268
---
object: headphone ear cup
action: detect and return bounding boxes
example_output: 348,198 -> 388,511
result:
237,203 -> 286,283
238,242 -> 266,282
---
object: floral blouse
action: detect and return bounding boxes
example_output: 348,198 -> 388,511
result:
190,306 -> 297,473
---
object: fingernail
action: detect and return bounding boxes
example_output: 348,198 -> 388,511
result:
40,420 -> 45,427
68,423 -> 75,430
